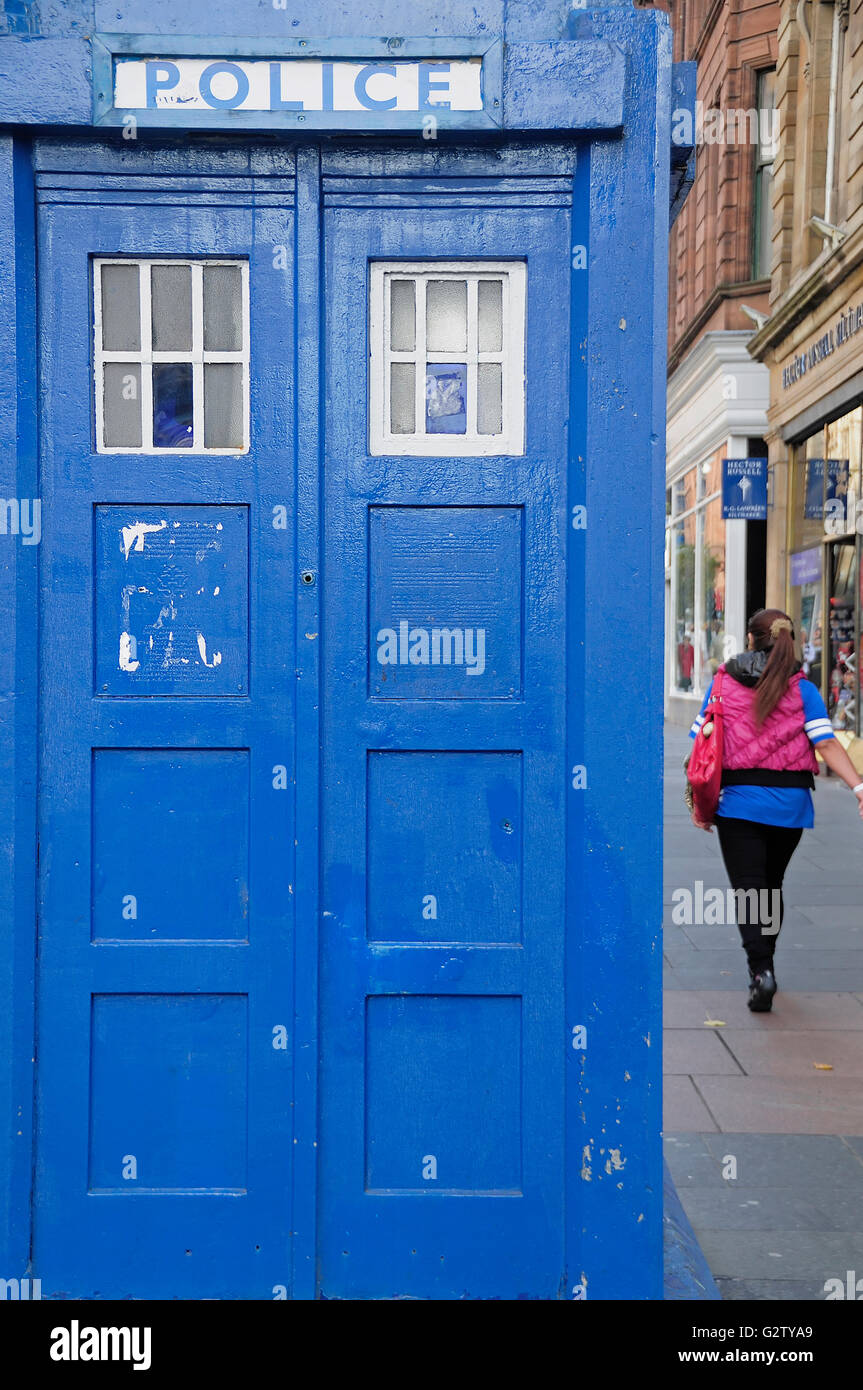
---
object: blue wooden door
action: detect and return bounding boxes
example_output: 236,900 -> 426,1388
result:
318,158 -> 574,1298
33,147 -> 297,1298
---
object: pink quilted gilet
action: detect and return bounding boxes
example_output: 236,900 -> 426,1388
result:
718,666 -> 818,774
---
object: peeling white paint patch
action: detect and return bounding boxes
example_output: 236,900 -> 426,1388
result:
580,1144 -> 592,1181
119,631 -> 140,672
214,586 -> 220,595
605,1148 -> 626,1175
122,520 -> 166,559
196,633 -> 222,668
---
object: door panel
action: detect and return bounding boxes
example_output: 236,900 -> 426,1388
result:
34,172 -> 297,1297
318,191 -> 572,1298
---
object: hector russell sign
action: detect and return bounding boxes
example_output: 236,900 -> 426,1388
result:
782,302 -> 863,389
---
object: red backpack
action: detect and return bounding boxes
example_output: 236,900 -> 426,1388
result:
687,669 -> 725,824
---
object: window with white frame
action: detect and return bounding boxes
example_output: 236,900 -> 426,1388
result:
369,261 -> 526,456
94,259 -> 250,454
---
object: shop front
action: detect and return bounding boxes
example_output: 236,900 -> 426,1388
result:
751,270 -> 863,772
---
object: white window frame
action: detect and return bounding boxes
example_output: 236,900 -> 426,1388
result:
94,257 -> 250,455
369,260 -> 526,457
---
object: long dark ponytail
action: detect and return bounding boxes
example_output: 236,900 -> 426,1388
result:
747,608 -> 798,726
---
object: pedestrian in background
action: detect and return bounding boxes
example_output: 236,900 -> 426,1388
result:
688,609 -> 863,1012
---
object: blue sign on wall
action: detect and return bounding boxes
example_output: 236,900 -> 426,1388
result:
804,458 -> 850,521
789,546 -> 823,587
722,457 -> 768,519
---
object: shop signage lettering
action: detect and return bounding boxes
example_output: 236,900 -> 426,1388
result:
789,547 -> 822,586
782,303 -> 863,389
113,58 -> 484,114
722,457 -> 768,519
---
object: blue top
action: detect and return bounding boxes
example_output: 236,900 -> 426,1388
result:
689,677 -> 835,828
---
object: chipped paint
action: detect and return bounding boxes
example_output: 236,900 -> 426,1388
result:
604,1148 -> 625,1174
121,519 -> 166,559
580,1143 -> 592,1181
118,631 -> 139,672
196,634 -> 223,668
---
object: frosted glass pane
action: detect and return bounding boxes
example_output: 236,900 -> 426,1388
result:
477,362 -> 503,435
477,280 -> 503,352
203,264 -> 243,351
151,265 -> 192,351
390,363 -> 415,434
204,363 -> 244,448
390,279 -> 416,351
103,364 -> 142,447
100,266 -> 141,352
426,280 -> 466,353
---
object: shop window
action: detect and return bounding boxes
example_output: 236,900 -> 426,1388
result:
667,458 -> 726,699
94,259 -> 249,454
369,261 -> 526,456
789,407 -> 863,739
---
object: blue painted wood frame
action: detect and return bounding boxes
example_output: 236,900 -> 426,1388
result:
0,136 -> 39,1285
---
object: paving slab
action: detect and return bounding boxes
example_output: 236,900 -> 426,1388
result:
694,1229 -> 863,1280
664,990 -> 863,1030
663,1075 -> 719,1132
694,1076 -> 863,1135
701,1132 -> 863,1186
663,1029 -> 742,1076
721,1029 -> 863,1079
662,1134 -> 724,1186
715,1277 -> 839,1300
676,1185 -> 863,1233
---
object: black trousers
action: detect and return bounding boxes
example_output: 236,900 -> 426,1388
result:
714,815 -> 803,975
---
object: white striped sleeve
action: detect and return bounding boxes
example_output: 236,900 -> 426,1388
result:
804,717 -> 835,745
800,679 -> 836,744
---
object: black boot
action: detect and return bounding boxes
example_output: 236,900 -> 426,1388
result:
748,967 -> 777,1013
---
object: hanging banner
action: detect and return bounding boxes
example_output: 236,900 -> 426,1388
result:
721,458 -> 768,520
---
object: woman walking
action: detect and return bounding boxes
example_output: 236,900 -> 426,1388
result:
689,609 -> 863,1012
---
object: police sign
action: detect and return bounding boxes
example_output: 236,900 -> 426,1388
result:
113,57 -> 484,114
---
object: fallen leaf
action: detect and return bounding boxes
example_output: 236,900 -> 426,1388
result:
813,1062 -> 833,1070
703,1019 -> 726,1028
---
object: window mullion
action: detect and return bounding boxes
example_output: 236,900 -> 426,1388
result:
466,277 -> 478,438
416,278 -> 427,439
139,263 -> 153,453
192,263 -> 204,450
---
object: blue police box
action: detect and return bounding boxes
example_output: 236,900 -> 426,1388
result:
0,0 -> 683,1300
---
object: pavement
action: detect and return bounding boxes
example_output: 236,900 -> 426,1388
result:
663,723 -> 863,1301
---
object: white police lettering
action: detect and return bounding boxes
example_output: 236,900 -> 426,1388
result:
114,59 -> 483,115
